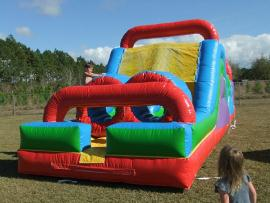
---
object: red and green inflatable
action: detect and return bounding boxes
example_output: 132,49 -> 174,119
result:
18,19 -> 235,189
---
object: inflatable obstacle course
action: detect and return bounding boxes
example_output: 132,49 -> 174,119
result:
18,19 -> 235,189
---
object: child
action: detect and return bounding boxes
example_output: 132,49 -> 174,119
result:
215,145 -> 257,203
84,63 -> 103,84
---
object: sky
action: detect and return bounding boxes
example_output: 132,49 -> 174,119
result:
1,0 -> 270,67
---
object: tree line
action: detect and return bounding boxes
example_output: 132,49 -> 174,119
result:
0,35 -> 105,105
230,57 -> 270,81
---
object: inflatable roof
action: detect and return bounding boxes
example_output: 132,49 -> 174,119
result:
18,19 -> 235,189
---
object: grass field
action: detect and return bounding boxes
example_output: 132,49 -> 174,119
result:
0,99 -> 269,202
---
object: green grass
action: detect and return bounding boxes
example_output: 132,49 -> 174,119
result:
0,99 -> 270,202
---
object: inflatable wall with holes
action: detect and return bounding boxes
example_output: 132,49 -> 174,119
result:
18,19 -> 235,189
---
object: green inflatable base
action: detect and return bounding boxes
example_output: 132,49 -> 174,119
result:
106,122 -> 192,158
20,121 -> 91,152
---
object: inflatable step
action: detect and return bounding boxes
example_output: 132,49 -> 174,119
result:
106,122 -> 192,158
20,122 -> 91,152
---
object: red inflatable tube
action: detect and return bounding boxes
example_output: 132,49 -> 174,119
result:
76,76 -> 136,138
127,72 -> 171,83
120,19 -> 219,48
225,60 -> 233,81
43,82 -> 195,123
127,72 -> 178,121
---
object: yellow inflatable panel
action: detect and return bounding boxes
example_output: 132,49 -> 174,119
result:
80,147 -> 106,164
79,137 -> 106,164
119,42 -> 200,82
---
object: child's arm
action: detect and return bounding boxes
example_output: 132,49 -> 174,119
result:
218,191 -> 230,203
247,181 -> 257,203
84,72 -> 93,77
92,73 -> 103,77
215,179 -> 230,203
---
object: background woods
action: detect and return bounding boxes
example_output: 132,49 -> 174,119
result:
0,35 -> 105,106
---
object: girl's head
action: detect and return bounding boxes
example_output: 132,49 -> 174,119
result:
218,145 -> 245,192
85,63 -> 94,72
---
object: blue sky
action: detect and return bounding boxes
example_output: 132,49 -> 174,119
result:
1,0 -> 270,66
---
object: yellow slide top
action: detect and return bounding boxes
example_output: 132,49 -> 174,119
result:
119,42 -> 200,82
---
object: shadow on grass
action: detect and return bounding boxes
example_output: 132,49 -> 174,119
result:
0,152 -> 19,178
243,149 -> 270,163
0,152 -> 184,193
0,151 -> 17,157
0,161 -> 21,179
75,180 -> 184,193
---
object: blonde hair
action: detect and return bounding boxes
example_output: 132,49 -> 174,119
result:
218,145 -> 245,193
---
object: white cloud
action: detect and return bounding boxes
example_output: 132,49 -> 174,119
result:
83,47 -> 112,65
138,34 -> 203,45
80,34 -> 270,68
22,0 -> 63,16
16,26 -> 32,37
0,33 -> 6,39
68,51 -> 78,61
221,34 -> 270,67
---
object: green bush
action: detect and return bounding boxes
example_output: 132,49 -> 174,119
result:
0,92 -> 13,105
252,81 -> 263,94
0,92 -> 5,104
15,92 -> 28,106
39,91 -> 52,104
265,81 -> 270,93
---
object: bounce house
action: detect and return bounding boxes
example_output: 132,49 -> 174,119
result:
18,19 -> 235,189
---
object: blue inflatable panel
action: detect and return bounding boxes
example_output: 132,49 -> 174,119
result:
195,40 -> 225,122
106,48 -> 125,74
228,81 -> 235,115
88,108 -> 112,123
153,71 -> 192,100
132,106 -> 162,122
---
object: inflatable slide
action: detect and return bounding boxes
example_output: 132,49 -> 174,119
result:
18,19 -> 235,189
